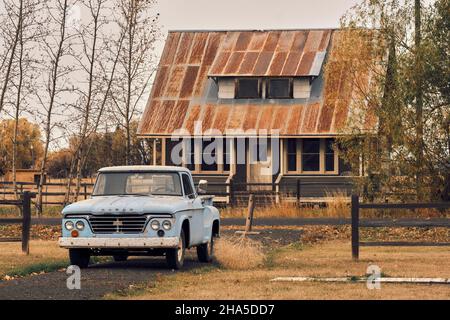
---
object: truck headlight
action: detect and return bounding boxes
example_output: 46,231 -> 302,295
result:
75,221 -> 85,231
65,221 -> 74,231
162,220 -> 172,230
150,220 -> 160,230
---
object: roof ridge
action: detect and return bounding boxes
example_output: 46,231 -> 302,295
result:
167,28 -> 339,33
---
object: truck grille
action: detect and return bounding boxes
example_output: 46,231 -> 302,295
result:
89,215 -> 148,234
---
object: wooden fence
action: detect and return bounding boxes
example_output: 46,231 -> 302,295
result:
0,179 -> 352,207
0,191 -> 33,254
0,181 -> 93,205
351,194 -> 450,259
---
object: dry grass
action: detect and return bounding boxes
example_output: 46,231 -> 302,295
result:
324,190 -> 350,217
131,240 -> 450,300
220,201 -> 449,219
215,236 -> 265,270
220,202 -> 344,219
0,240 -> 68,279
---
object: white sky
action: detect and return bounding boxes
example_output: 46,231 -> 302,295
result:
154,0 -> 360,55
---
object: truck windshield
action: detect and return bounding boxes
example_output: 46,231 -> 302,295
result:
92,172 -> 182,196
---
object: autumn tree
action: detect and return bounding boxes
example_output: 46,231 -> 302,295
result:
0,118 -> 43,175
335,0 -> 449,201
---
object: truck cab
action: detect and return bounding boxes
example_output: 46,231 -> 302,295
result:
58,166 -> 220,269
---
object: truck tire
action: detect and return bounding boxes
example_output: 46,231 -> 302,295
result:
69,249 -> 90,268
197,230 -> 214,263
113,255 -> 128,262
166,229 -> 185,270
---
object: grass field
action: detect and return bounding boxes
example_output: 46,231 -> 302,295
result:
0,241 -> 68,279
129,240 -> 450,300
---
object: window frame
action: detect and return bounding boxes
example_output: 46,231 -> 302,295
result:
266,78 -> 293,99
181,173 -> 196,199
284,138 -> 339,175
235,78 -> 262,99
181,138 -> 232,175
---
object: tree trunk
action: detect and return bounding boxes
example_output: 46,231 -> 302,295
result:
414,0 -> 424,200
12,22 -> 24,202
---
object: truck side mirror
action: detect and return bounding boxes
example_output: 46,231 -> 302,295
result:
197,180 -> 208,195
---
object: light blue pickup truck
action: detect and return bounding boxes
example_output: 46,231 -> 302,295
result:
58,166 -> 220,269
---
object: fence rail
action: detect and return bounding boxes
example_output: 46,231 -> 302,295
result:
0,191 -> 33,254
351,194 -> 450,259
0,179 -> 353,207
0,181 -> 93,205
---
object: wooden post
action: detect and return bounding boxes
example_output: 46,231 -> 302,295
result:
351,194 -> 359,260
296,179 -> 301,206
229,179 -> 235,207
245,194 -> 255,233
84,184 -> 87,199
21,191 -> 31,255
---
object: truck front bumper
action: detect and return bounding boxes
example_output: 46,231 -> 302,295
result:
58,237 -> 179,249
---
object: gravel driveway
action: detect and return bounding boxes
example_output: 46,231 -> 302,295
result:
0,229 -> 302,300
0,255 -> 204,300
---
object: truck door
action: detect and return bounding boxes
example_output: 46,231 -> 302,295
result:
181,173 -> 203,246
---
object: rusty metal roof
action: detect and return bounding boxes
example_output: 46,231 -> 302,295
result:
208,30 -> 331,77
137,29 -> 373,137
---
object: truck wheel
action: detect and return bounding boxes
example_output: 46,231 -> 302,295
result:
69,249 -> 90,268
113,255 -> 128,262
166,230 -> 185,270
197,230 -> 214,263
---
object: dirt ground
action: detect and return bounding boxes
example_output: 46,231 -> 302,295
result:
0,229 -> 448,300
130,239 -> 450,300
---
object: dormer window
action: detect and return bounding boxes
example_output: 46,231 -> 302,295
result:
267,78 -> 292,99
217,77 -> 313,100
235,78 -> 261,99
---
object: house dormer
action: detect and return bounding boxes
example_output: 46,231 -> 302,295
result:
216,77 -> 314,99
209,31 -> 327,100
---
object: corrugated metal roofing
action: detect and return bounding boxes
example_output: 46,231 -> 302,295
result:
208,30 -> 331,77
137,29 -> 374,137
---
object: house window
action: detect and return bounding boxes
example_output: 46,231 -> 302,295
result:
302,139 -> 320,172
325,138 -> 335,172
201,139 -> 218,171
285,138 -> 339,174
267,78 -> 292,99
236,78 -> 261,99
185,139 -> 196,171
287,139 -> 297,172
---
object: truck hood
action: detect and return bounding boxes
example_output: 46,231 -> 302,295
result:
62,195 -> 189,215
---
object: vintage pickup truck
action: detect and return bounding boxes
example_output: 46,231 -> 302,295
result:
58,166 -> 220,269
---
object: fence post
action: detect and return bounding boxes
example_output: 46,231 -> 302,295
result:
245,194 -> 255,233
229,179 -> 235,207
84,184 -> 87,199
296,179 -> 301,206
351,194 -> 359,260
21,191 -> 31,255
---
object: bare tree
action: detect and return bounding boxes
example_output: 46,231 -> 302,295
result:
66,0 -> 113,201
10,0 -> 41,198
0,0 -> 22,115
110,0 -> 159,165
63,25 -> 127,204
35,0 -> 74,215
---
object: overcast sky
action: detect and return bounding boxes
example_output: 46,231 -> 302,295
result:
154,0 -> 361,55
